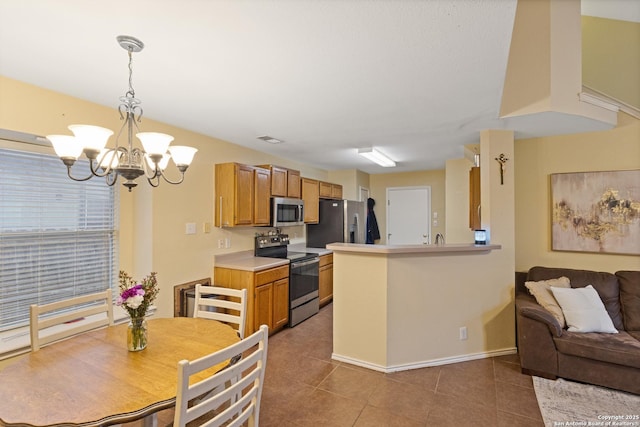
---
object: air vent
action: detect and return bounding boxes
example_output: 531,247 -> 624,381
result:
257,135 -> 284,144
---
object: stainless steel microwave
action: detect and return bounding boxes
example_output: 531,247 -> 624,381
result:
271,197 -> 304,227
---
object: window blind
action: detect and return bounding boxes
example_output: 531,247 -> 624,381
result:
0,147 -> 119,332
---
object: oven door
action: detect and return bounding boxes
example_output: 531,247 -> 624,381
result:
289,257 -> 319,308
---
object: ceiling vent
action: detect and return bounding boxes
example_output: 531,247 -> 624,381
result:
257,135 -> 284,144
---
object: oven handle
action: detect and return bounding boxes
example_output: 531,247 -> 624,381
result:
291,258 -> 319,269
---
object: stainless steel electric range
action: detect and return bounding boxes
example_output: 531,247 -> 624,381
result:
255,233 -> 320,327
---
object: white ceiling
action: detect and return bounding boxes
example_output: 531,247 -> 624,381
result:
0,1 -> 637,174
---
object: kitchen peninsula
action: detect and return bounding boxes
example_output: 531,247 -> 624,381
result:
326,242 -> 515,373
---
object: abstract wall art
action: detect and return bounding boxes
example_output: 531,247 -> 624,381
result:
551,170 -> 640,255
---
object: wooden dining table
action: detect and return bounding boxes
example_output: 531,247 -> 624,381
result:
0,317 -> 240,427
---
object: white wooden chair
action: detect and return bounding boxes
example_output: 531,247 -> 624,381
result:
193,284 -> 247,338
174,324 -> 269,427
29,289 -> 114,351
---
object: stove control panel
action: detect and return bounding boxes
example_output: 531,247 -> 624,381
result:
255,233 -> 289,249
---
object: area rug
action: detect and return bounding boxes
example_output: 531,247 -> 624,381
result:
533,376 -> 640,427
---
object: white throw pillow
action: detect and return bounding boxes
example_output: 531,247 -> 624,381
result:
550,285 -> 618,333
525,277 -> 571,327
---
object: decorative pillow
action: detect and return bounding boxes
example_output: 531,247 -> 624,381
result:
525,277 -> 571,327
550,285 -> 618,333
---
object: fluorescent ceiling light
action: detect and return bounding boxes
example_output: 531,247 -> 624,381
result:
357,148 -> 396,167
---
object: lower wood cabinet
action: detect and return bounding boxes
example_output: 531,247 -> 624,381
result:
318,253 -> 333,307
214,264 -> 289,336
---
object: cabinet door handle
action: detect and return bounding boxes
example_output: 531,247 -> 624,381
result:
219,196 -> 224,228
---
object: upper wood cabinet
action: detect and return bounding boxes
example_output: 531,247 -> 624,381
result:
319,181 -> 343,200
300,178 -> 319,223
331,183 -> 342,199
257,165 -> 301,198
253,166 -> 271,226
287,169 -> 301,198
215,162 -> 271,227
469,166 -> 481,230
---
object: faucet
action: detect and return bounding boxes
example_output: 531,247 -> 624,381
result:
435,233 -> 445,245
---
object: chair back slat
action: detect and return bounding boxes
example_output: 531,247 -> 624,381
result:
30,289 -> 114,351
193,284 -> 247,338
174,324 -> 269,427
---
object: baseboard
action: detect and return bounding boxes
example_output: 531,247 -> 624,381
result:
332,347 -> 518,373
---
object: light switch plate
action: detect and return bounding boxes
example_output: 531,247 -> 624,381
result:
185,223 -> 196,235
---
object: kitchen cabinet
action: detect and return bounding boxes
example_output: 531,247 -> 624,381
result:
318,253 -> 333,307
319,181 -> 343,200
469,166 -> 481,230
301,178 -> 319,223
269,165 -> 288,197
213,264 -> 289,336
331,183 -> 342,199
257,165 -> 301,199
287,169 -> 301,198
253,166 -> 271,226
215,163 -> 271,227
319,181 -> 332,198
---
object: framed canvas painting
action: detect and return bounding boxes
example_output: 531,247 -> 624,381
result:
551,170 -> 640,255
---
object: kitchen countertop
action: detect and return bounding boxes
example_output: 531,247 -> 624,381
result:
213,250 -> 289,272
326,242 -> 501,254
213,245 -> 333,272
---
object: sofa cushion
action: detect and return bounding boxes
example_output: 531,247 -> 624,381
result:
553,331 -> 640,369
527,266 -> 624,331
550,285 -> 618,333
617,271 -> 640,331
525,276 -> 571,327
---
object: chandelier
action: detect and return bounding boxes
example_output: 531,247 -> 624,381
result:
46,35 -> 197,191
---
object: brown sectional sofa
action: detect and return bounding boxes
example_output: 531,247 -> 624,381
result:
515,266 -> 640,395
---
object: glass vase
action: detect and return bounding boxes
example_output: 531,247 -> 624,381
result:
127,316 -> 148,351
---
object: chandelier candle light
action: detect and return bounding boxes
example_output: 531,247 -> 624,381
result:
47,36 -> 197,191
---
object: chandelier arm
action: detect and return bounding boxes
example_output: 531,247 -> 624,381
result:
136,147 -> 161,180
105,171 -> 118,186
159,171 -> 186,185
66,166 -> 95,182
146,175 -> 161,188
87,150 -> 120,177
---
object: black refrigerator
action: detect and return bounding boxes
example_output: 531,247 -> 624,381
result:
306,199 -> 366,248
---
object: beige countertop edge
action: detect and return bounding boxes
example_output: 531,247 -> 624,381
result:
214,250 -> 290,272
325,243 -> 501,254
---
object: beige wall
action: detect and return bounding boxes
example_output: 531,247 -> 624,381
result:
0,76 -> 329,318
328,169 -> 370,202
4,73 -> 638,321
369,170 -> 446,244
582,16 -> 640,109
514,111 -> 640,273
445,157 -> 475,244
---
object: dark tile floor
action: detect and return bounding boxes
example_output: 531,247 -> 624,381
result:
141,302 -> 544,426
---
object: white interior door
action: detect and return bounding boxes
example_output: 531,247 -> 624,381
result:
359,186 -> 370,202
386,186 -> 431,245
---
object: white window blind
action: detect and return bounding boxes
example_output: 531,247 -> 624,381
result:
0,148 -> 118,332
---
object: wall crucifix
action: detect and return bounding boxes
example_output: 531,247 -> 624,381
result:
495,153 -> 509,185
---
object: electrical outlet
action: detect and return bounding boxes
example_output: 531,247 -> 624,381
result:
217,239 -> 224,248
459,326 -> 468,340
203,222 -> 212,233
